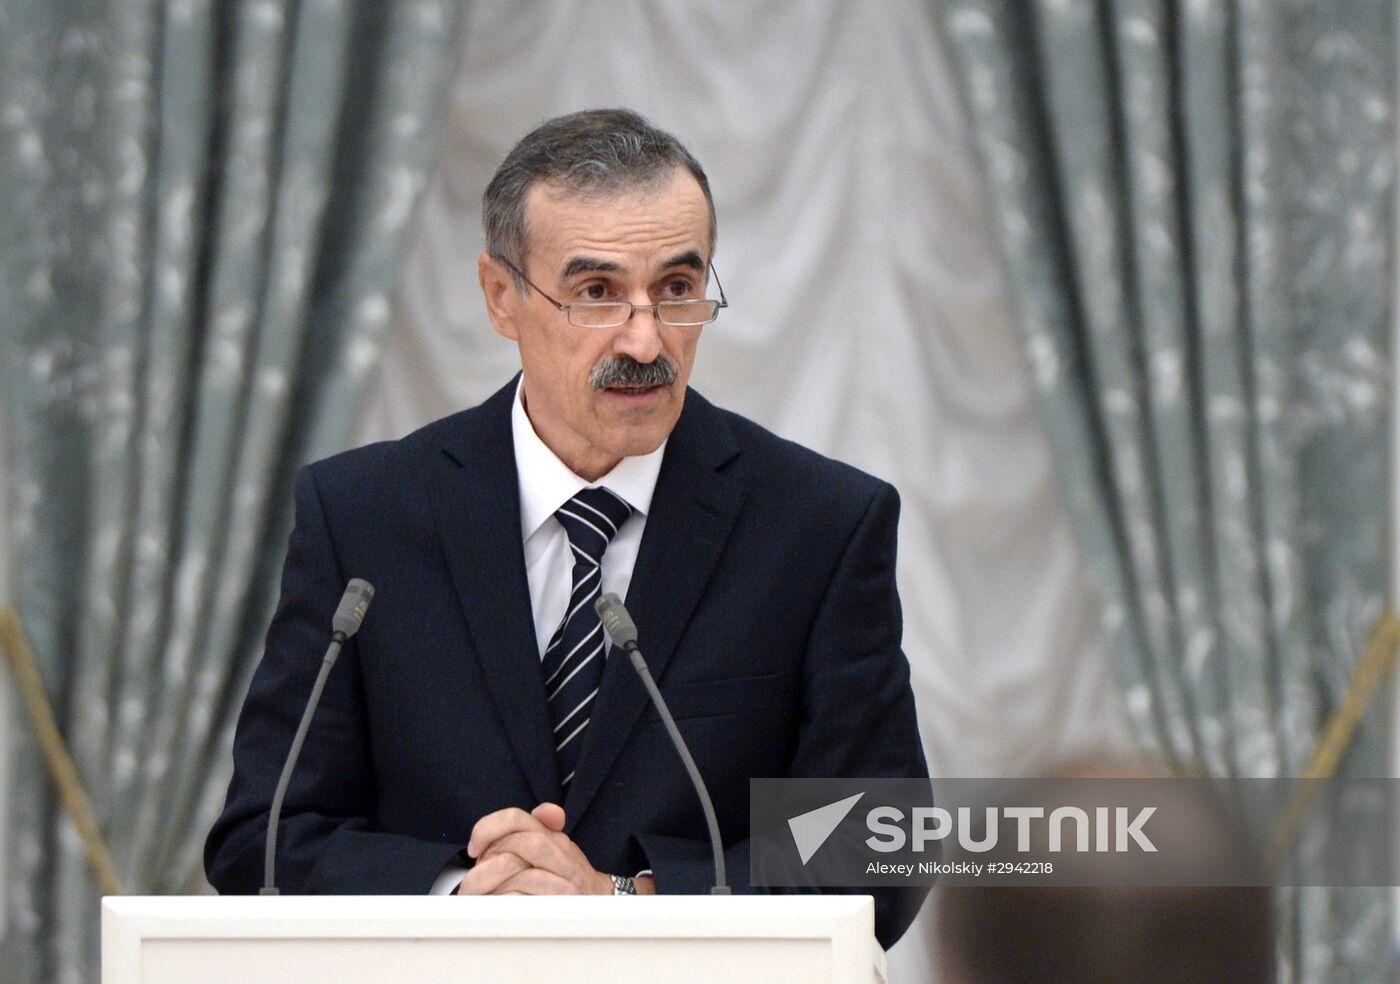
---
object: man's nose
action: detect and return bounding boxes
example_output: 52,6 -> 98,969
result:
610,304 -> 664,364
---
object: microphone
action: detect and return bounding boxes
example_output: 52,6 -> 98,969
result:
331,579 -> 375,638
261,578 -> 375,895
594,593 -> 729,895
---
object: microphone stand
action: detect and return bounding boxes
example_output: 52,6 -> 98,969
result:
596,594 -> 729,895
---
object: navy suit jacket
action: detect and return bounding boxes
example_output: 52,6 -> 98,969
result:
205,378 -> 930,947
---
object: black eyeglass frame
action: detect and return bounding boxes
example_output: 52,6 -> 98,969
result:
500,257 -> 728,328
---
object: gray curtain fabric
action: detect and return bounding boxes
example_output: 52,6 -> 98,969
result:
0,1 -> 462,980
937,0 -> 1393,979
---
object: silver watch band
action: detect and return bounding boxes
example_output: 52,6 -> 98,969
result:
610,874 -> 637,895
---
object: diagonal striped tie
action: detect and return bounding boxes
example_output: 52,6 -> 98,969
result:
543,486 -> 633,789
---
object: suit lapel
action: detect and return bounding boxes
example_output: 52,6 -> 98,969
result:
429,378 -> 561,805
564,392 -> 746,828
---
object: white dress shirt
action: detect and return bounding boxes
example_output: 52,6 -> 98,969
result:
430,378 -> 666,895
513,379 -> 666,657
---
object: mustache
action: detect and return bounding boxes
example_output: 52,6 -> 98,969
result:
589,355 -> 679,390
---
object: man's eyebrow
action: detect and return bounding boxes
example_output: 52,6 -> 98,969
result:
560,256 -> 623,280
559,252 -> 705,281
661,250 -> 706,272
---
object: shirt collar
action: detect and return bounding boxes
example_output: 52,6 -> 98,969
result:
512,376 -> 667,542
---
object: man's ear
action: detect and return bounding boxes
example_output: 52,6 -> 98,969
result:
478,252 -> 522,341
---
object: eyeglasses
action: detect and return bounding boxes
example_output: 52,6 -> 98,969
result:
501,258 -> 728,328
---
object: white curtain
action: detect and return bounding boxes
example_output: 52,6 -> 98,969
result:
357,1 -> 1131,978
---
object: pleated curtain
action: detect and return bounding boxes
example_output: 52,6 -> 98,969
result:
937,1 -> 1394,979
0,1 -> 463,980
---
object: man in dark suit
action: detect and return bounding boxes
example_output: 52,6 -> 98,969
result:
205,109 -> 929,948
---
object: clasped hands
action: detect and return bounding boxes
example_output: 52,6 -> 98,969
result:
455,802 -> 654,896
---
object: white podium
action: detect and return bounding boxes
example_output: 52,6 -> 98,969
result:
102,895 -> 885,984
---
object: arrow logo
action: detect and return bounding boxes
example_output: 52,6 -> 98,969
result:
787,792 -> 865,864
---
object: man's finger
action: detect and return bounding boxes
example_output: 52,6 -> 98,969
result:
456,852 -> 530,896
478,830 -> 585,888
467,806 -> 547,859
492,867 -> 582,896
532,802 -> 566,832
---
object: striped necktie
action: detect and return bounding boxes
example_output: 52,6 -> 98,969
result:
544,486 -> 633,788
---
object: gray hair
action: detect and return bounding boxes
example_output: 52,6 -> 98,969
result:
483,109 -> 716,290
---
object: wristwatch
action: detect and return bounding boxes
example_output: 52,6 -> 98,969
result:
610,874 -> 637,895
